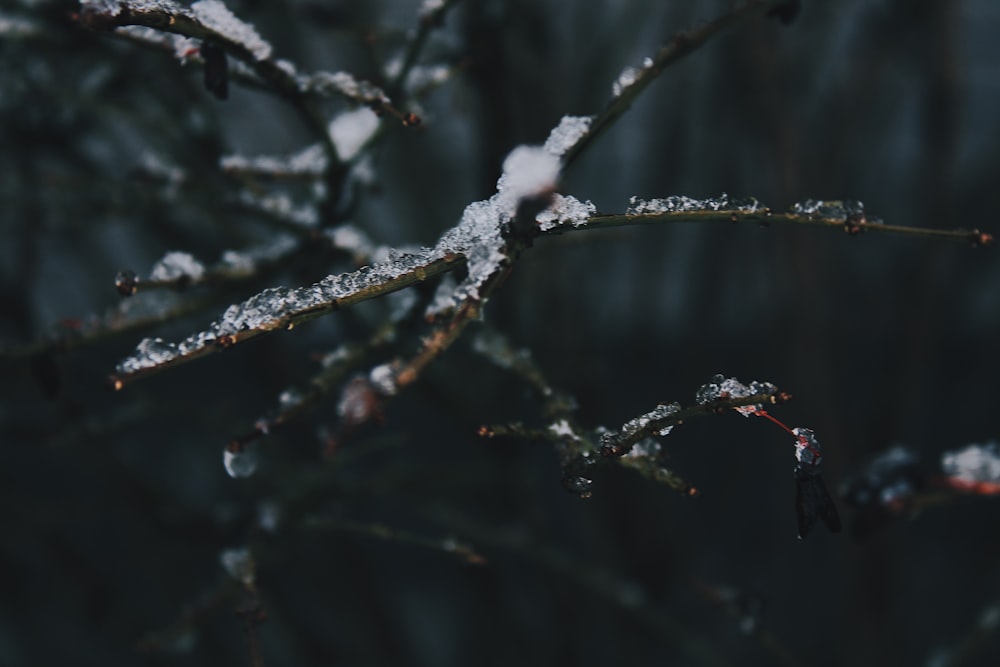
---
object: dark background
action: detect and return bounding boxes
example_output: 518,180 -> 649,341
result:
2,1 -> 999,665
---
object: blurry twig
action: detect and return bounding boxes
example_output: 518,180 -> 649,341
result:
387,0 -> 461,100
428,505 -> 733,667
300,515 -> 486,565
562,0 -> 794,170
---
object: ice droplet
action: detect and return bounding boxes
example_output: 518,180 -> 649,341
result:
223,443 -> 258,478
789,199 -> 868,222
612,66 -> 639,97
792,427 -> 823,470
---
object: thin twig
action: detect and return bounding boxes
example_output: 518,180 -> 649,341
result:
111,253 -> 465,388
547,209 -> 993,245
561,0 -> 792,170
301,515 -> 486,565
387,0 -> 462,101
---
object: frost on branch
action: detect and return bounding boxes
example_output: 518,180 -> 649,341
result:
695,374 -> 777,416
790,199 -> 870,222
235,191 -> 319,229
190,0 -> 271,61
628,194 -> 765,215
112,133 -> 573,382
599,402 -> 681,456
112,249 -> 451,379
220,144 -> 328,178
300,71 -> 389,106
536,194 -> 596,232
840,445 -> 923,537
80,0 -> 273,61
149,251 -> 206,285
542,115 -> 593,158
612,57 -> 653,97
941,441 -> 1000,494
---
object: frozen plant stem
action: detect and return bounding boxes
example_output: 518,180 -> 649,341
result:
544,208 -> 992,244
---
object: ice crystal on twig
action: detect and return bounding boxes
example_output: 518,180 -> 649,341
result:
611,58 -> 652,97
536,194 -> 596,232
789,199 -> 878,225
191,0 -> 271,61
542,115 -> 593,158
695,374 -> 776,416
627,194 -> 764,215
236,191 -> 319,228
149,251 -> 206,284
599,402 -> 681,456
220,143 -> 328,178
301,70 -> 389,106
223,442 -> 258,479
941,441 -> 1000,492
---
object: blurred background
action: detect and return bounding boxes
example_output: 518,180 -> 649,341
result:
2,0 -> 999,665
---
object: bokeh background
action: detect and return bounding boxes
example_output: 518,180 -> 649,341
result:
2,1 -> 999,665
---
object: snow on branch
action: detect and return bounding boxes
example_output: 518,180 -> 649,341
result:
559,0 -> 800,169
110,250 -> 464,387
535,194 -> 993,244
78,0 -> 397,112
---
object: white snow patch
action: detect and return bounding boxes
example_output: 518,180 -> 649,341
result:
542,115 -> 593,158
191,0 -> 272,61
328,107 -> 380,161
